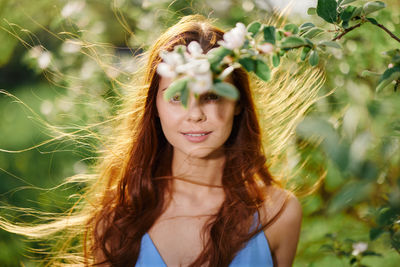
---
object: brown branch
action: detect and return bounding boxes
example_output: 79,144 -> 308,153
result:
373,23 -> 400,43
332,22 -> 362,41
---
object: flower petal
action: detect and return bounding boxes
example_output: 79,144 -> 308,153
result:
187,41 -> 203,57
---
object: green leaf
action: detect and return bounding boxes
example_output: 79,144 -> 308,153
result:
328,181 -> 373,213
319,244 -> 334,252
238,57 -> 256,72
392,232 -> 400,251
391,58 -> 400,65
213,82 -> 239,100
307,7 -> 317,15
280,36 -> 307,48
340,5 -> 357,22
180,86 -> 189,108
247,21 -> 262,37
163,78 -> 188,101
302,28 -> 324,39
318,41 -> 342,49
367,17 -> 379,25
370,227 -> 385,241
283,23 -> 299,34
376,71 -> 400,93
299,22 -> 315,32
255,59 -> 271,81
317,0 -> 338,23
363,1 -> 386,15
361,70 -> 381,77
272,54 -> 280,67
297,116 -> 350,171
384,49 -> 400,58
378,65 -> 400,82
305,38 -> 314,47
351,6 -> 363,18
207,47 -> 232,71
309,50 -> 319,66
361,251 -> 383,257
263,26 -> 276,44
377,207 -> 398,226
340,0 -> 357,5
207,46 -> 232,59
276,30 -> 284,41
301,46 -> 312,61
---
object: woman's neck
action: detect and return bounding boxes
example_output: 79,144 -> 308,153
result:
170,148 -> 225,202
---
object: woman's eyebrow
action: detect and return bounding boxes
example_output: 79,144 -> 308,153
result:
162,87 -> 168,91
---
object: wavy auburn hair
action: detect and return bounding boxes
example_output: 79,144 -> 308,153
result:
88,15 -> 276,266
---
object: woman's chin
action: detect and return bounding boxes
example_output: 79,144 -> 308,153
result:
181,147 -> 225,160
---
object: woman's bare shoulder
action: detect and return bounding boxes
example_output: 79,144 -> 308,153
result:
259,185 -> 302,265
259,186 -> 294,223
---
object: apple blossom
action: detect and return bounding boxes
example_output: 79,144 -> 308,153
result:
218,22 -> 248,50
188,72 -> 213,94
352,242 -> 368,256
258,43 -> 274,54
187,41 -> 204,57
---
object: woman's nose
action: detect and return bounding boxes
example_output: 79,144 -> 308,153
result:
186,96 -> 206,122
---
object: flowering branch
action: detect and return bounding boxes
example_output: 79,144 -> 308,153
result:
157,0 -> 400,108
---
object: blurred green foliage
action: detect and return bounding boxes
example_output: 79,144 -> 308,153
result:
0,0 -> 399,266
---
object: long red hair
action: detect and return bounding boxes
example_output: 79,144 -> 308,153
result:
88,15 -> 276,266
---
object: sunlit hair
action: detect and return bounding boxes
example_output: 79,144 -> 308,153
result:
0,14 -> 324,266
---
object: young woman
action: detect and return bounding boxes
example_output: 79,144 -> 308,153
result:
89,15 -> 302,267
1,14 -> 321,267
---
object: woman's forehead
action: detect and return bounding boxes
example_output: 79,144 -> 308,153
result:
158,75 -> 235,92
158,76 -> 174,92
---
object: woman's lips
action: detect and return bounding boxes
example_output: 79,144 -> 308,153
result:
181,131 -> 212,143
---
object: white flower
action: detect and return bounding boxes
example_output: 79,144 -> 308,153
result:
189,72 -> 213,94
258,43 -> 274,54
219,22 -> 247,50
38,51 -> 51,69
157,51 -> 185,78
29,46 -> 42,58
157,62 -> 177,78
187,41 -> 204,57
182,59 -> 210,75
157,42 -> 213,95
61,1 -> 86,18
352,242 -> 368,256
160,51 -> 184,66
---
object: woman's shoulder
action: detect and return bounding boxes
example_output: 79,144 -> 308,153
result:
259,185 -> 301,225
259,185 -> 302,264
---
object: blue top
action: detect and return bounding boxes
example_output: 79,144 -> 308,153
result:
136,216 -> 274,266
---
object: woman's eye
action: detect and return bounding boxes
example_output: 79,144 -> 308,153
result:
203,93 -> 220,101
170,94 -> 181,102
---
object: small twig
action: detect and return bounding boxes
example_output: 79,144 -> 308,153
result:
332,22 -> 362,41
373,23 -> 400,43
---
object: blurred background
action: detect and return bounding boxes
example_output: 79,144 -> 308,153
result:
0,0 -> 399,266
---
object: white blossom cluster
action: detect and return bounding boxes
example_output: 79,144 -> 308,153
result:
157,41 -> 213,94
157,22 -> 274,97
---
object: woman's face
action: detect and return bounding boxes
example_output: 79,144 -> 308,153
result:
156,76 -> 240,159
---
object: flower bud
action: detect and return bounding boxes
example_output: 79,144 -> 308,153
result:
258,43 -> 274,54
